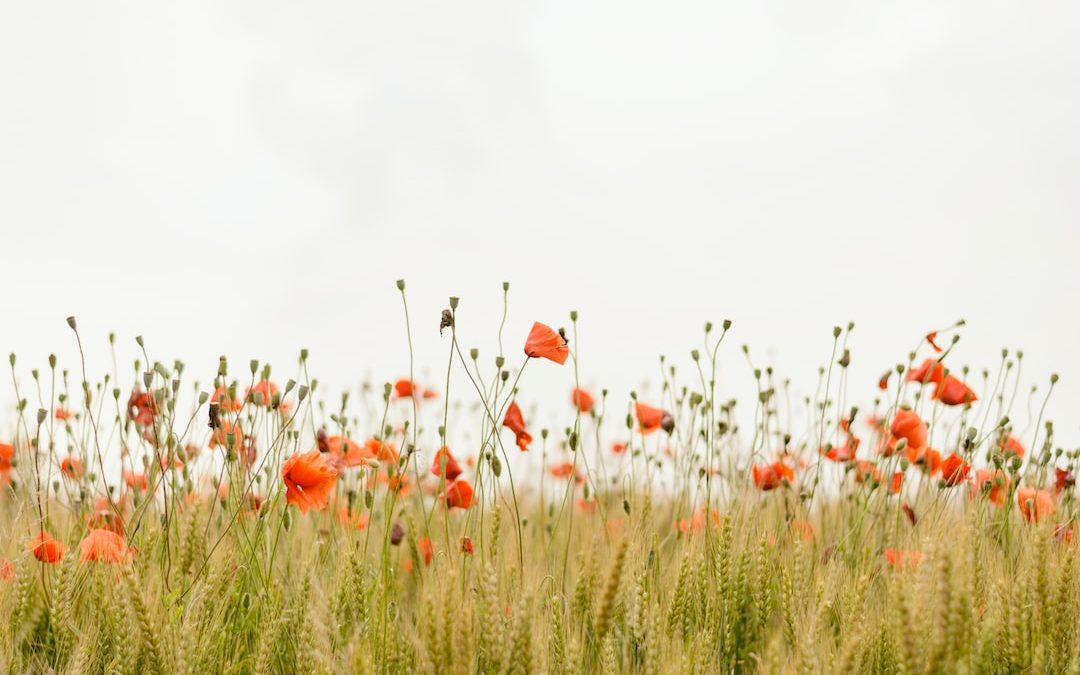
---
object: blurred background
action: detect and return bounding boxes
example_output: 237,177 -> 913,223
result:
2,1 -> 1078,446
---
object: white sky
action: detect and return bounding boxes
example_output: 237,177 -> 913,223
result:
2,1 -> 1079,449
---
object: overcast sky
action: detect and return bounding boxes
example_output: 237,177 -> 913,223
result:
2,1 -> 1078,447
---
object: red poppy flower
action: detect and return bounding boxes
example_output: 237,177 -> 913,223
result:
906,359 -> 945,386
854,460 -> 880,484
418,536 -> 434,565
209,421 -> 245,454
363,437 -> 399,464
823,434 -> 860,462
460,537 -> 474,555
54,407 -> 73,421
0,559 -> 12,581
393,379 -> 416,398
126,389 -> 158,427
751,461 -> 795,491
0,442 -> 13,475
281,449 -> 339,513
878,371 -> 892,390
890,472 -> 904,494
503,401 -> 532,451
611,442 -> 627,454
635,403 -> 664,435
571,388 -> 595,414
889,409 -> 927,454
971,468 -> 1010,507
1016,487 -> 1054,523
444,480 -> 473,509
59,456 -> 84,480
925,331 -> 944,353
79,529 -> 129,564
246,380 -> 279,406
430,447 -> 463,481
524,322 -> 569,365
997,435 -> 1026,460
940,453 -> 971,487
123,471 -> 148,491
548,461 -> 583,484
884,548 -> 921,570
29,531 -> 64,564
211,385 -> 242,412
933,375 -> 977,406
1054,468 -> 1075,494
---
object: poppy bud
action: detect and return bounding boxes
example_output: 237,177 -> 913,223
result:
36,409 -> 46,425
298,385 -> 309,401
470,348 -> 479,360
365,490 -> 374,508
449,296 -> 459,309
66,316 -> 77,330
492,455 -> 502,477
391,522 -> 405,545
495,356 -> 505,369
503,281 -> 509,291
833,326 -> 842,338
218,356 -> 228,376
661,413 -> 675,434
8,353 -> 14,367
1051,373 -> 1059,384
396,279 -> 405,291
690,350 -> 700,361
570,310 -> 578,321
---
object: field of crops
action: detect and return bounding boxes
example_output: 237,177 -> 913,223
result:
1,286 -> 1077,674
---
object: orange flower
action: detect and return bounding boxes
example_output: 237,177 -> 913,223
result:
885,548 -> 921,570
890,472 -> 904,494
571,388 -> 595,414
209,421 -> 245,455
418,536 -> 434,565
246,379 -> 279,406
210,385 -> 242,412
940,453 -> 971,487
523,322 -> 569,365
611,442 -> 627,454
0,559 -> 13,581
363,437 -> 399,464
503,401 -> 532,451
29,531 -> 64,564
933,375 -> 977,406
59,456 -> 84,480
790,519 -> 815,542
907,359 -> 945,386
444,479 -> 474,509
79,529 -> 129,564
878,371 -> 892,390
0,442 -> 13,475
460,537 -> 474,555
548,461 -> 582,483
889,409 -> 927,454
906,446 -> 943,476
123,471 -> 148,491
751,461 -> 795,491
393,379 -> 416,398
677,507 -> 720,535
635,403 -> 664,435
971,468 -> 1010,506
430,447 -> 463,481
335,506 -> 370,530
281,449 -> 339,513
54,407 -> 73,421
854,460 -> 880,484
996,435 -> 1026,460
925,331 -> 944,353
823,434 -> 860,462
1016,487 -> 1054,523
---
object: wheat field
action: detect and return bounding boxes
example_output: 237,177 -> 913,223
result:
1,285 -> 1077,674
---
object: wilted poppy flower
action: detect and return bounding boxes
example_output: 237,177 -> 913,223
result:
126,389 -> 158,427
430,447 -> 463,481
390,522 -> 405,546
889,409 -> 927,454
123,471 -> 148,491
246,379 -> 278,407
460,537 -> 474,555
751,461 -> 795,491
940,453 -> 971,487
210,385 -> 242,412
1016,487 -> 1054,523
503,401 -> 532,451
907,359 -> 945,386
901,502 -> 917,525
996,435 -> 1026,460
281,449 -> 339,513
972,468 -> 1010,506
59,456 -> 84,480
885,548 -> 921,570
523,322 -> 569,365
878,371 -> 892,390
29,531 -> 64,564
1054,467 -> 1075,494
79,529 -> 129,564
444,480 -> 473,509
635,403 -> 664,435
571,388 -> 595,414
418,536 -> 434,565
933,375 -> 977,406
